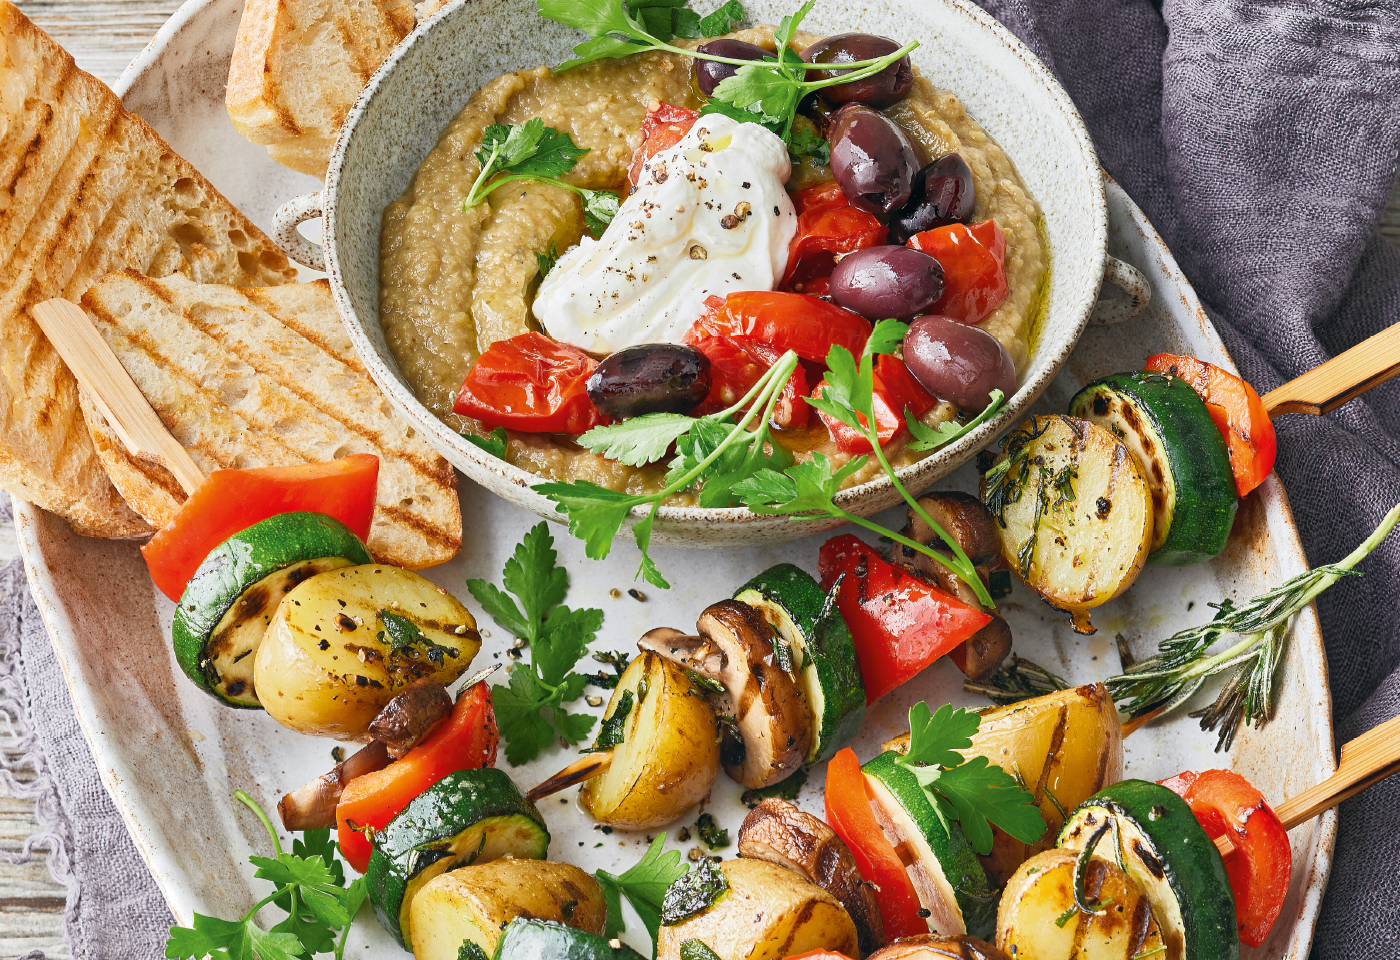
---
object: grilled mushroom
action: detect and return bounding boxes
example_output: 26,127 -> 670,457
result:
367,679 -> 453,759
738,798 -> 885,955
640,601 -> 811,788
277,740 -> 391,831
904,492 -> 1002,567
900,494 -> 1013,681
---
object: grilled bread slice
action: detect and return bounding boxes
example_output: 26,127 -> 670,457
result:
0,2 -> 297,538
80,271 -> 462,569
226,0 -> 416,178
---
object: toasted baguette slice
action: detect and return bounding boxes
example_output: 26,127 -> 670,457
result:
80,272 -> 462,569
0,2 -> 297,538
226,0 -> 416,178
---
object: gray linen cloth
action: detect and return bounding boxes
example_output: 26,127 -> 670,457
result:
3,0 -> 1399,957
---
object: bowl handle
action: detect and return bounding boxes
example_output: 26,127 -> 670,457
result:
272,192 -> 326,271
1090,255 -> 1151,326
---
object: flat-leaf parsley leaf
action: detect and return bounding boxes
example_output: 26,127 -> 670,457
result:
466,523 -> 604,763
895,701 -> 1045,855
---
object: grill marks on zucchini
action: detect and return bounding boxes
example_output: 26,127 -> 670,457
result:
365,768 -> 549,948
204,557 -> 355,704
1070,373 -> 1237,567
1057,780 -> 1239,960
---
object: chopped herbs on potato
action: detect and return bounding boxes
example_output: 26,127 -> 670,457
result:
660,857 -> 729,925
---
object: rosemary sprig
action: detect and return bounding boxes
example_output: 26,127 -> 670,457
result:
1107,502 -> 1400,750
963,656 -> 1070,705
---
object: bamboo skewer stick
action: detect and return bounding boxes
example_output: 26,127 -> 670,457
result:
29,298 -> 204,495
527,751 -> 613,803
1261,319 -> 1400,419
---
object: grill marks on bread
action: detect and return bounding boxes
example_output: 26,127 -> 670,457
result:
80,272 -> 461,567
0,2 -> 295,536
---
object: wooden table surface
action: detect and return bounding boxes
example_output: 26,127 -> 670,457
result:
2,2 -> 1399,956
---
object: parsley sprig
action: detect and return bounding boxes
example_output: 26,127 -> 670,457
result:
733,319 -> 996,607
1108,502 -> 1400,750
537,0 -> 917,146
537,320 -> 1000,604
535,349 -> 801,589
895,702 -> 1046,855
595,833 -> 691,950
466,523 -> 605,764
462,118 -> 621,233
165,792 -> 366,960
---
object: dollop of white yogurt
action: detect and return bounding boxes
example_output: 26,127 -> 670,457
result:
533,114 -> 797,355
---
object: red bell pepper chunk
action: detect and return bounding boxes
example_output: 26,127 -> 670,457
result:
684,290 -> 871,364
814,354 -> 937,454
906,220 -> 1009,325
141,455 -> 379,602
818,534 -> 991,704
785,952 -> 856,960
782,181 -> 888,292
336,681 -> 498,874
824,747 -> 928,940
627,102 -> 700,187
1143,353 -> 1277,497
453,331 -> 609,435
1160,769 -> 1291,947
691,329 -> 810,430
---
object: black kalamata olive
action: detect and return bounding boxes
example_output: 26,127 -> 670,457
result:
796,92 -> 837,137
888,153 -> 976,244
828,104 -> 923,216
830,245 -> 944,320
586,344 -> 712,419
903,314 -> 1017,410
801,33 -> 914,108
695,39 -> 772,97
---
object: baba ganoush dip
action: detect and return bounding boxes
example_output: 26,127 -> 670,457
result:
378,27 -> 1047,501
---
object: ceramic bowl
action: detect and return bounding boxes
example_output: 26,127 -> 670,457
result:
275,0 -> 1144,546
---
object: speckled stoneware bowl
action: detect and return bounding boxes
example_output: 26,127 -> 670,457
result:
278,0 -> 1134,547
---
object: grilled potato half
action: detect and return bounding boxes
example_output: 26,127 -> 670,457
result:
656,859 -> 859,960
981,416 -> 1153,634
580,651 -> 721,829
409,859 -> 605,960
253,564 -> 480,739
997,850 -> 1166,960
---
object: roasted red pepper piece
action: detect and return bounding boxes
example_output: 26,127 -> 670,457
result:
141,455 -> 379,602
818,534 -> 992,704
1160,768 -> 1291,947
685,290 -> 872,364
782,181 -> 888,292
691,329 -> 810,430
813,354 -> 937,453
453,331 -> 608,435
627,102 -> 700,187
906,220 -> 1009,325
336,682 -> 498,874
1143,353 -> 1277,497
825,747 -> 928,940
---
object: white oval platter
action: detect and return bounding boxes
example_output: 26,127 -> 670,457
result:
15,1 -> 1335,958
